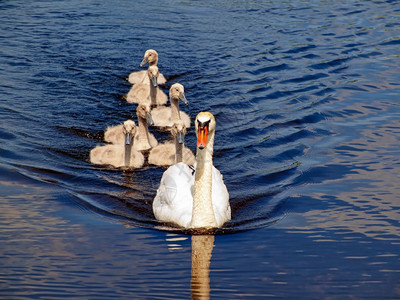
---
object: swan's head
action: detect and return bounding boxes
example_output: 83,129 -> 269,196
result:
140,49 -> 158,67
195,112 -> 216,150
123,120 -> 136,145
171,119 -> 186,144
136,103 -> 154,126
169,83 -> 189,105
147,65 -> 159,87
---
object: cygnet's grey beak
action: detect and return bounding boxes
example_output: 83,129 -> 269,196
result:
125,132 -> 133,145
151,75 -> 158,87
146,112 -> 154,126
139,57 -> 148,67
179,92 -> 189,105
177,131 -> 185,144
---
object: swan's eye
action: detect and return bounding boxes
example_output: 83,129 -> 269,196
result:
197,119 -> 211,129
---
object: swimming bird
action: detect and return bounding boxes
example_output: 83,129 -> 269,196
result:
152,112 -> 231,229
90,120 -> 144,168
134,102 -> 158,151
151,83 -> 191,128
128,49 -> 166,85
126,65 -> 168,106
148,119 -> 195,166
103,104 -> 157,151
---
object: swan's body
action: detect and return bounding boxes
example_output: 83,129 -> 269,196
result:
128,49 -> 166,85
89,144 -> 145,168
151,83 -> 191,128
134,103 -> 158,151
126,65 -> 168,105
90,120 -> 145,168
148,119 -> 195,166
153,112 -> 230,229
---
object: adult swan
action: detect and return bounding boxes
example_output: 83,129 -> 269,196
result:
152,112 -> 231,229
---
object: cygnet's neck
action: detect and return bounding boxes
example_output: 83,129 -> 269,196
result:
191,132 -> 217,229
137,116 -> 151,148
175,137 -> 183,164
170,97 -> 181,122
149,81 -> 157,107
124,143 -> 132,167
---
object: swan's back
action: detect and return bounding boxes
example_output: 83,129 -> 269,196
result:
148,143 -> 175,166
151,107 -> 191,128
89,144 -> 145,168
126,83 -> 148,104
148,142 -> 195,166
104,124 -> 124,144
128,70 -> 147,85
153,163 -> 194,228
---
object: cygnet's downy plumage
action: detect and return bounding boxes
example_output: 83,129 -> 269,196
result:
104,104 -> 157,152
90,120 -> 144,169
126,65 -> 168,106
151,83 -> 191,129
128,49 -> 166,85
148,119 -> 195,166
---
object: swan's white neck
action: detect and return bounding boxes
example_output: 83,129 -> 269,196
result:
137,116 -> 151,148
191,131 -> 217,228
171,97 -> 180,122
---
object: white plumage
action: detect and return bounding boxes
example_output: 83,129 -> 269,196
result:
153,112 -> 231,229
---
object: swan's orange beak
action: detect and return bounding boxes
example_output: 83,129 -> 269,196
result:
197,124 -> 208,150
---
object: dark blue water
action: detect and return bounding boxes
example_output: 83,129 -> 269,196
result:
1,0 -> 399,298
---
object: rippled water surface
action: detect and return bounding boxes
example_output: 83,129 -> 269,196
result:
1,0 -> 399,298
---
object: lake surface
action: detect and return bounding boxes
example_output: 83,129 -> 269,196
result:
1,0 -> 399,298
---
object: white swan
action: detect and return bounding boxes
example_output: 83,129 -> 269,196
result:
126,65 -> 168,106
128,49 -> 166,85
151,83 -> 191,128
90,120 -> 145,168
134,103 -> 158,151
152,112 -> 231,229
148,119 -> 195,166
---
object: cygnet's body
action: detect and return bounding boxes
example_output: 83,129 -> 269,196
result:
90,120 -> 144,168
126,65 -> 168,106
103,104 -> 157,151
148,119 -> 195,166
128,49 -> 166,85
151,83 -> 191,129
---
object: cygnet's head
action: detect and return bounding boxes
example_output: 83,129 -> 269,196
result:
169,83 -> 188,105
136,103 -> 154,126
171,119 -> 186,144
123,120 -> 136,145
140,49 -> 158,67
147,65 -> 159,87
195,112 -> 216,150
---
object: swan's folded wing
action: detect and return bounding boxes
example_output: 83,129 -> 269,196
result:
128,70 -> 147,85
153,163 -> 194,227
212,166 -> 231,226
157,73 -> 166,85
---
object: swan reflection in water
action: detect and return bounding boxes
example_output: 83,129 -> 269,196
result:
191,235 -> 214,300
164,234 -> 215,299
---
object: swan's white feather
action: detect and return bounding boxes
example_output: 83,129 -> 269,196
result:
153,162 -> 230,228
